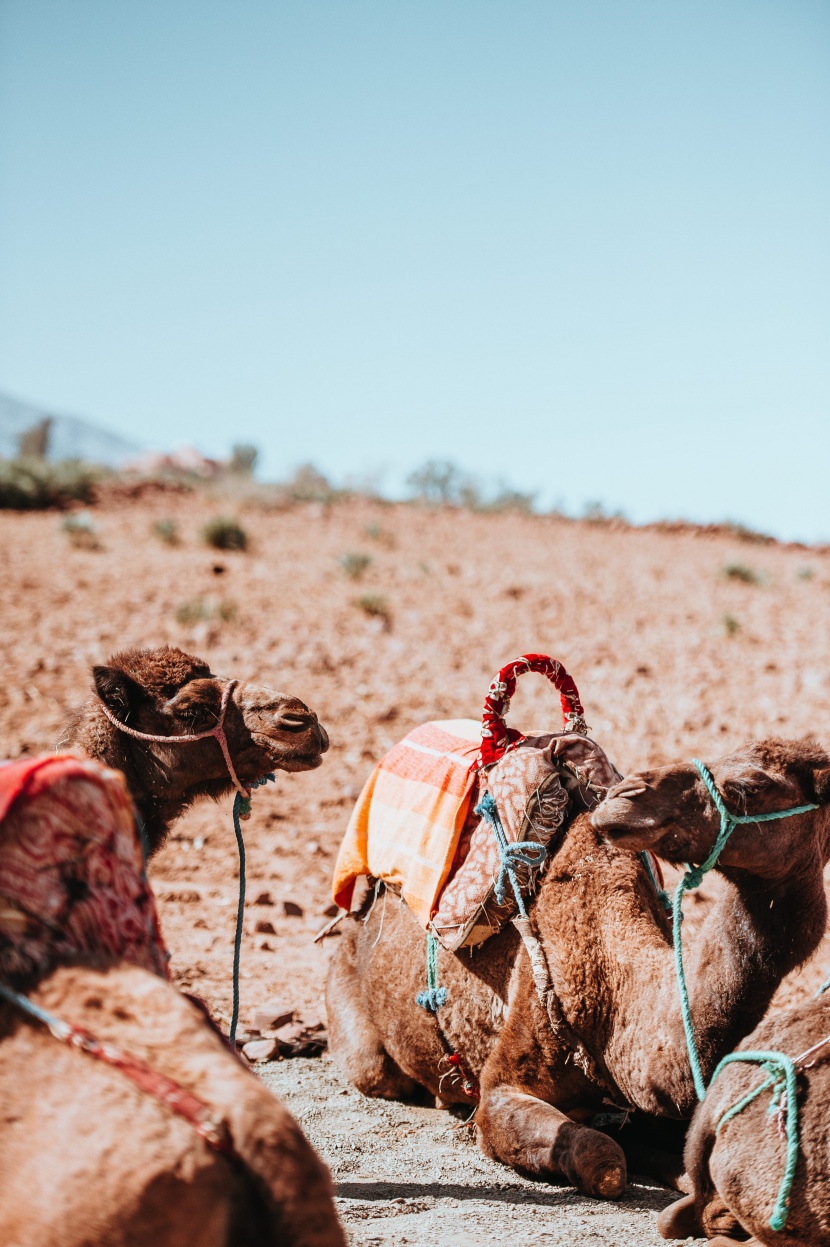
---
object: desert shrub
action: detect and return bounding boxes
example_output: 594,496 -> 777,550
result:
175,597 -> 237,626
0,458 -> 98,510
340,551 -> 372,580
480,485 -> 536,514
283,463 -> 342,503
355,594 -> 392,629
152,518 -> 180,545
723,562 -> 762,585
798,566 -> 815,580
364,522 -> 395,546
201,515 -> 248,551
723,613 -> 741,636
407,459 -> 480,507
229,443 -> 259,475
61,512 -> 101,550
723,520 -> 774,545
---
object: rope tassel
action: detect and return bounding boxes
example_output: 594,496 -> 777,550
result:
416,934 -> 447,1012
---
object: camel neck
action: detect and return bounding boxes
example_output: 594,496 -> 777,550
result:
533,817 -> 827,1117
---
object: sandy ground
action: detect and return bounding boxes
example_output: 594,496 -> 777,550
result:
3,491 -> 830,1244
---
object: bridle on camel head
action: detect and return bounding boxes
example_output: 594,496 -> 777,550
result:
98,677 -> 250,799
99,675 -> 274,1044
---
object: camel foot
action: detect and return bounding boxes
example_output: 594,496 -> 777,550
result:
553,1122 -> 627,1199
658,1194 -> 700,1240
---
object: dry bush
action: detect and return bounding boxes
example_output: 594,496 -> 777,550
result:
340,552 -> 372,580
201,516 -> 248,551
0,459 -> 99,510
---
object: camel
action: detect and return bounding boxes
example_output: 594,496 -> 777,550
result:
325,737 -> 830,1198
61,644 -> 329,856
657,993 -> 830,1246
0,753 -> 345,1247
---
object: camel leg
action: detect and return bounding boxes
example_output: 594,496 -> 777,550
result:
325,929 -> 422,1100
476,1085 -> 627,1198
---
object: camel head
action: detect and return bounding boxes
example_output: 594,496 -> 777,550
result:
592,738 -> 830,880
64,645 -> 329,853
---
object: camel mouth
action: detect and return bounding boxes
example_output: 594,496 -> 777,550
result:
591,794 -> 666,847
250,731 -> 327,772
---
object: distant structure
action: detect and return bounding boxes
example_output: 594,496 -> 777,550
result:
0,391 -> 143,467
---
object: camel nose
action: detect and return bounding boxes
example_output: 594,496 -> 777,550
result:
273,710 -> 329,754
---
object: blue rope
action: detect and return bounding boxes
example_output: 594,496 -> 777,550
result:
710,1049 -> 799,1232
674,759 -> 818,1100
475,792 -> 547,919
230,773 -> 275,1045
416,934 -> 447,1012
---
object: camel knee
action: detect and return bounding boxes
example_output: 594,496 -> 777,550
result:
326,943 -> 417,1100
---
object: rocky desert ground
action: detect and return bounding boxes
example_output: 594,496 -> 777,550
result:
3,488 -> 829,1245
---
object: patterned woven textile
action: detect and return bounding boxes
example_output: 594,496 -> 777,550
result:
0,753 -> 168,986
432,733 -> 621,949
331,721 -> 482,927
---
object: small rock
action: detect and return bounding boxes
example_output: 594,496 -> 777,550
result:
253,890 -> 273,906
258,939 -> 274,951
305,841 -> 321,856
254,1004 -> 296,1031
282,900 -> 304,918
254,918 -> 276,935
322,903 -> 340,918
242,1038 -> 278,1063
233,1029 -> 261,1047
274,1021 -> 305,1044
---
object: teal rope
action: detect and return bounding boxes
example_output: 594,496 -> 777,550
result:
230,773 -> 275,1044
416,934 -> 447,1011
475,792 -> 547,919
674,759 -> 818,1100
710,1050 -> 799,1232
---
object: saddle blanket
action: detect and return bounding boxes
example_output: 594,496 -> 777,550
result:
332,720 -> 481,927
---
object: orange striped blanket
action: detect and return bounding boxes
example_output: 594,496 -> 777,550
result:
332,720 -> 482,927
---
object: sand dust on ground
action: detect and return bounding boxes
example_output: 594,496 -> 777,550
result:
3,493 -> 829,1244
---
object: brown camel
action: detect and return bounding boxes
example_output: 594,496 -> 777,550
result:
657,993 -> 830,1246
325,737 -> 830,1198
0,754 -> 344,1247
61,644 -> 329,856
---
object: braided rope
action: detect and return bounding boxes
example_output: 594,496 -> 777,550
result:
475,791 -> 547,918
711,1050 -> 799,1232
230,773 -> 275,1044
415,934 -> 447,1012
675,759 -> 818,1100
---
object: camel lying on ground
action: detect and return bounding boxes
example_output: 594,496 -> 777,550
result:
657,994 -> 830,1246
0,755 -> 344,1247
326,738 -> 830,1198
62,644 -> 329,856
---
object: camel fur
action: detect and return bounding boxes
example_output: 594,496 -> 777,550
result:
657,993 -> 830,1246
0,963 -> 345,1247
0,756 -> 344,1247
62,645 -> 329,855
325,738 -> 830,1198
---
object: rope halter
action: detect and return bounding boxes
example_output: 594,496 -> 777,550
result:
99,677 -> 250,799
674,758 -> 820,1101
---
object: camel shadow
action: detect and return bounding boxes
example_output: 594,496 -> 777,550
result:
335,1179 -> 677,1211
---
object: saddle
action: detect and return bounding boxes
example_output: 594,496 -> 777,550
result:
332,654 -> 624,951
0,753 -> 169,987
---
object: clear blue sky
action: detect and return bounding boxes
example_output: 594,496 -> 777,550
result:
1,1 -> 828,539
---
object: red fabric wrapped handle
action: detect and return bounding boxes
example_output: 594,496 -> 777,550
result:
475,653 -> 588,770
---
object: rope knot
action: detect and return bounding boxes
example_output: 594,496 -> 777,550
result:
416,986 -> 447,1012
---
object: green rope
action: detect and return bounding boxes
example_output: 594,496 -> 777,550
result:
641,850 -> 672,913
710,1050 -> 799,1233
416,933 -> 447,1011
674,759 -> 818,1100
230,773 -> 275,1045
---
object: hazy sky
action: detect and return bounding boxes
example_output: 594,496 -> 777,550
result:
1,1 -> 828,539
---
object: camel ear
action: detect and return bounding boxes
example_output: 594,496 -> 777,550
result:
92,665 -> 145,716
811,765 -> 830,805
